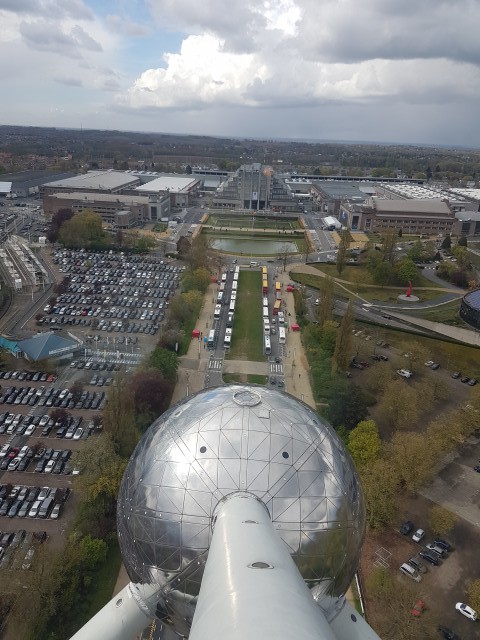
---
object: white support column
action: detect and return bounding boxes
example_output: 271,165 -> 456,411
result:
189,492 -> 338,640
69,583 -> 151,640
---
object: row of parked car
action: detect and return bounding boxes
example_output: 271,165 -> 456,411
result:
0,443 -> 74,474
0,385 -> 107,412
0,411 -> 91,438
400,520 -> 454,572
0,485 -> 70,522
0,529 -> 47,571
0,370 -> 56,382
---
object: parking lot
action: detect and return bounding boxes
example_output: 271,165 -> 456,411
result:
39,249 -> 183,339
0,362 -> 117,570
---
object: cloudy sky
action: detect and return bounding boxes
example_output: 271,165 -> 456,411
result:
2,0 -> 480,146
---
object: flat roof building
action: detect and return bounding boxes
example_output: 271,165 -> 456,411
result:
342,197 -> 455,235
42,191 -> 170,227
311,181 -> 369,217
134,175 -> 200,207
40,170 -> 140,198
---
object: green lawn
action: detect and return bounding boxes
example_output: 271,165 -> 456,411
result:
311,264 -> 442,289
227,270 -> 264,361
291,262 -> 449,303
405,300 -> 465,325
209,215 -> 300,230
356,321 -> 480,374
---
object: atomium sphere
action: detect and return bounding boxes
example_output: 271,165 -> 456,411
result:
117,385 -> 365,636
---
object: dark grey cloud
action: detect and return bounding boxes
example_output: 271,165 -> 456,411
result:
19,20 -> 102,57
0,0 -> 93,20
54,75 -> 83,87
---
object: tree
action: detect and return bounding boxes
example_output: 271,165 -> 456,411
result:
388,431 -> 437,493
361,459 -> 399,528
375,380 -> 419,431
362,361 -> 393,394
348,420 -> 381,469
398,340 -> 429,373
316,276 -> 335,327
182,267 -> 211,293
72,433 -> 127,518
371,260 -> 394,286
394,257 -> 418,285
332,302 -> 354,374
102,374 -> 138,457
452,245 -> 469,270
441,234 -> 452,250
46,207 -> 74,243
336,229 -> 350,275
278,243 -> 291,272
177,235 -> 191,258
325,381 -> 369,430
381,229 -> 398,266
467,579 -> 480,613
130,369 -> 174,431
58,210 -> 109,249
429,505 -> 457,536
79,535 -> 108,571
458,235 -> 467,247
186,234 -> 211,270
69,381 -> 84,403
149,346 -> 178,383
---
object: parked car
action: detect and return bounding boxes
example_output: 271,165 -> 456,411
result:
434,539 -> 453,552
399,562 -> 421,582
437,625 -> 460,640
412,529 -> 425,543
400,520 -> 414,535
411,599 -> 425,617
50,503 -> 62,519
419,550 -> 440,566
426,542 -> 446,557
455,602 -> 477,621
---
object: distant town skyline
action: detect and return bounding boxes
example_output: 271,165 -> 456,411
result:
2,0 -> 480,148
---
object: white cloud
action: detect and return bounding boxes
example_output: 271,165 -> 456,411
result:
0,0 -> 93,20
119,0 -> 480,116
119,34 -> 269,109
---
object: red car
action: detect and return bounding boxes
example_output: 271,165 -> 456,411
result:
7,447 -> 19,459
47,374 -> 57,382
411,599 -> 425,617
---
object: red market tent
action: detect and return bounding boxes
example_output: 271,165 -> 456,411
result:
291,323 -> 300,332
192,329 -> 200,338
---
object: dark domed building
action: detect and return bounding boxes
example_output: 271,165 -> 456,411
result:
460,289 -> 480,329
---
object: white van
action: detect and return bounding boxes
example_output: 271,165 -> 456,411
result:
399,562 -> 421,582
250,261 -> 258,267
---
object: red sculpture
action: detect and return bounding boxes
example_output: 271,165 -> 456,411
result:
405,281 -> 413,297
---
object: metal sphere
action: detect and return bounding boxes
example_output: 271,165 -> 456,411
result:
117,385 -> 365,635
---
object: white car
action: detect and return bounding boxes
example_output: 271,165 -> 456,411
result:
412,529 -> 424,543
397,369 -> 412,379
50,503 -> 61,520
73,427 -> 84,440
25,424 -> 36,436
424,360 -> 434,367
39,415 -> 49,427
44,459 -> 55,474
455,602 -> 477,621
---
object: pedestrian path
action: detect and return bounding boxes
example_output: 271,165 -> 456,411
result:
208,358 -> 223,370
270,363 -> 284,374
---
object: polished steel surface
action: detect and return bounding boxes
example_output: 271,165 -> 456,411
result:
117,385 -> 365,635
